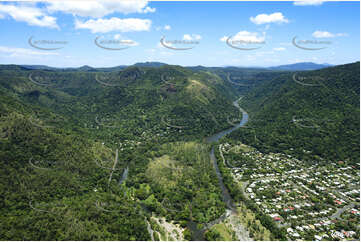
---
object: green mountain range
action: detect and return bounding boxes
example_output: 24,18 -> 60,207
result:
0,61 -> 359,240
232,62 -> 360,164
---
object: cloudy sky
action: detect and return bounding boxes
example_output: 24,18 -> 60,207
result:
0,0 -> 359,67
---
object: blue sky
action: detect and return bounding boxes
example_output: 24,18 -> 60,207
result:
0,0 -> 359,67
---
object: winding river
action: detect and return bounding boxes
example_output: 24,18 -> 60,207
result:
207,97 -> 248,211
206,97 -> 249,143
188,97 -> 249,240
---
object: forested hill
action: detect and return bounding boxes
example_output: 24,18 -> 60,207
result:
0,61 -> 359,240
233,62 -> 360,164
0,64 -> 239,240
0,64 -> 240,143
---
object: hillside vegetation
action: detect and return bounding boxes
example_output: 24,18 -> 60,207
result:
234,62 -> 360,164
0,64 -> 238,240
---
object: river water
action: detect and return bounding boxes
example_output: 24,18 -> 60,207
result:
206,98 -> 249,143
118,166 -> 129,185
189,97 -> 249,240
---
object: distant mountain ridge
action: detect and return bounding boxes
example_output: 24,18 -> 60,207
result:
15,62 -> 334,72
133,61 -> 167,67
18,62 -> 167,71
267,62 -> 333,71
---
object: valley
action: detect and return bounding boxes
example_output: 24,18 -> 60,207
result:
0,62 -> 359,241
0,0 -> 359,240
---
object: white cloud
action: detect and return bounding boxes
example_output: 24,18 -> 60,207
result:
156,25 -> 171,31
220,31 -> 265,43
75,17 -> 151,33
46,0 -> 155,18
0,46 -> 59,57
294,0 -> 325,6
183,34 -> 192,41
0,3 -> 58,28
273,47 -> 286,51
143,6 -> 156,13
220,36 -> 228,42
312,31 -> 333,38
183,34 -> 202,41
250,12 -> 289,25
312,30 -> 347,38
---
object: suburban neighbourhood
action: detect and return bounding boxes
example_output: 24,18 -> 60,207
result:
220,143 -> 360,241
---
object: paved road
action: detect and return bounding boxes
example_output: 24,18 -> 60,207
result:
331,203 -> 356,220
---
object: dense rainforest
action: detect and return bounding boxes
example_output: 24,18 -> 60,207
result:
0,62 -> 359,240
232,62 -> 360,164
0,64 -> 240,240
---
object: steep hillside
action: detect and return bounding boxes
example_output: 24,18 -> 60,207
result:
0,64 -> 240,146
232,62 -> 360,163
0,64 -> 239,240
